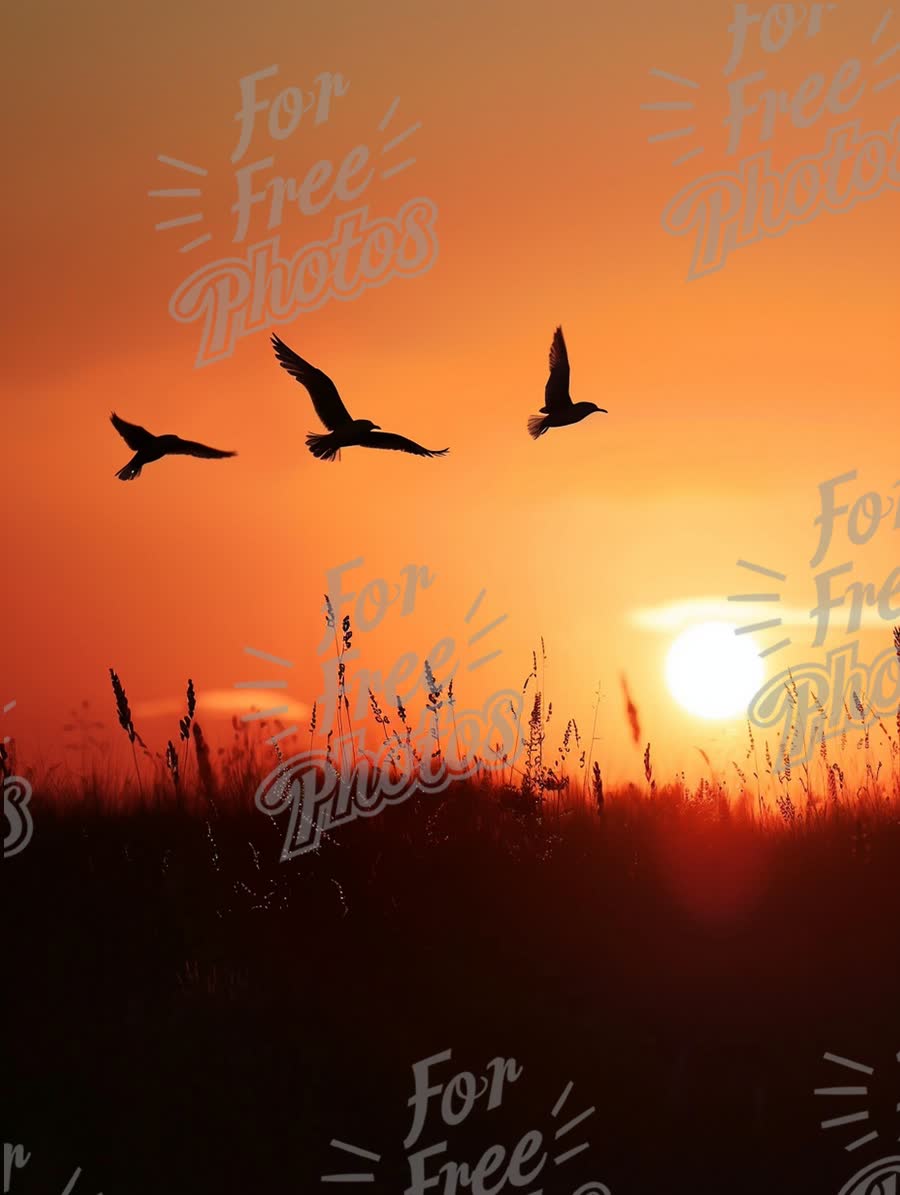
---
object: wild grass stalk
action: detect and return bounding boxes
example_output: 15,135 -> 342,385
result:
424,660 -> 444,771
583,681 -> 602,802
178,678 -> 196,787
109,668 -> 145,799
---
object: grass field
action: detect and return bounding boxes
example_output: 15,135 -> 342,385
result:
4,638 -> 899,1194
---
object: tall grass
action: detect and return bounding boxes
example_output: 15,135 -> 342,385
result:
21,622 -> 886,831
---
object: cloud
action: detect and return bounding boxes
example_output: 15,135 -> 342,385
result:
629,598 -> 892,633
134,689 -> 310,722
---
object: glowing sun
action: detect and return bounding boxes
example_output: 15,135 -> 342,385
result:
665,621 -> 765,720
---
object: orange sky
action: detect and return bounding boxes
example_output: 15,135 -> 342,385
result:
3,0 -> 899,784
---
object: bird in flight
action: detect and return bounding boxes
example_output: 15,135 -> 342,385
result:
109,413 -> 237,481
527,326 -> 608,439
271,334 -> 449,462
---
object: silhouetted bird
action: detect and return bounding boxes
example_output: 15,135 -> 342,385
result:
527,326 -> 607,439
110,412 -> 236,481
271,334 -> 449,462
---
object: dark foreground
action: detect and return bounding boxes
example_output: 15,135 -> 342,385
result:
4,780 -> 899,1195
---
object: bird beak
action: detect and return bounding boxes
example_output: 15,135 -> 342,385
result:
373,424 -> 382,430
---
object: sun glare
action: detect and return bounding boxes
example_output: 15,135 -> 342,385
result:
665,621 -> 764,720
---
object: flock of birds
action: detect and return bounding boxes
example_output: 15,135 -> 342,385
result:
110,326 -> 608,480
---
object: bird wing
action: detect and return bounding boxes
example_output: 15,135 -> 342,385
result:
165,437 -> 237,459
366,432 -> 449,458
543,326 -> 572,411
110,412 -> 155,449
271,334 -> 353,431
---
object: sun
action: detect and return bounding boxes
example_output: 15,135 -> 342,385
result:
665,621 -> 765,720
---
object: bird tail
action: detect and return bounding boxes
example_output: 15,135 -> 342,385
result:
115,456 -> 143,481
527,414 -> 551,440
306,432 -> 341,462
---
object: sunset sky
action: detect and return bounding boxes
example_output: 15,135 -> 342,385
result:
4,0 -> 899,784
